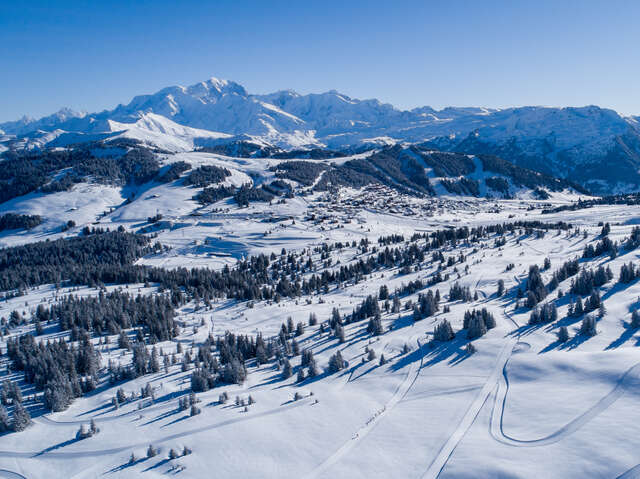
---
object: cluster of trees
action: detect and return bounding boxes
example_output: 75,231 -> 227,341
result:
476,154 -> 587,193
568,290 -> 603,318
463,308 -> 496,339
619,262 -> 640,284
351,295 -> 381,323
158,161 -> 191,183
43,290 -> 178,342
328,351 -> 346,373
0,380 -> 32,432
485,176 -> 510,196
412,290 -> 440,321
529,302 -> 558,325
0,213 -> 42,231
440,178 -> 481,197
183,165 -> 231,188
233,184 -> 274,207
525,265 -> 548,308
569,266 -> 612,296
449,282 -> 472,302
40,173 -> 84,193
193,185 -> 236,205
1,143 -> 162,204
0,402 -> 31,432
0,229 -> 157,291
548,259 -> 580,291
6,331 -> 99,411
191,332 -> 272,392
583,237 -> 616,259
434,319 -> 455,341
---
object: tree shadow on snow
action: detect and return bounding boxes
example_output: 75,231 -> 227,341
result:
605,321 -> 638,350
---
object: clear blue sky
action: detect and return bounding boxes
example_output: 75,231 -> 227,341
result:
1,0 -> 639,122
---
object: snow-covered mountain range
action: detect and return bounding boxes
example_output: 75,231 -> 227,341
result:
2,77 -> 640,193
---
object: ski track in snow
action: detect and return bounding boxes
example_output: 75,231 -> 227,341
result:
0,471 -> 27,479
617,464 -> 640,479
302,338 -> 424,479
490,354 -> 640,447
0,399 -> 312,460
422,336 -> 517,479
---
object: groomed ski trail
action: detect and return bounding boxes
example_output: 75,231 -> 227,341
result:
490,356 -> 640,447
303,339 -> 423,479
421,337 -> 517,479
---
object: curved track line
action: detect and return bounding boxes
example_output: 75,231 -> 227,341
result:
421,337 -> 517,479
0,471 -> 27,479
616,463 -> 640,479
491,356 -> 640,447
303,339 -> 423,479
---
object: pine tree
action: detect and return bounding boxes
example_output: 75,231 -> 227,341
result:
367,349 -> 376,361
307,358 -> 319,378
579,315 -> 597,336
367,314 -> 384,336
434,319 -> 455,341
282,359 -> 293,379
467,316 -> 487,340
557,326 -> 570,343
0,404 -> 9,433
632,309 -> 640,328
11,402 -> 31,432
335,324 -> 345,343
147,444 -> 157,458
379,354 -> 387,366
328,351 -> 345,373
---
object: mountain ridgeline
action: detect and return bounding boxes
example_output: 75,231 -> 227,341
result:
2,77 -> 639,193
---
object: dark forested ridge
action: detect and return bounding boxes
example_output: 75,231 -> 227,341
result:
0,213 -> 42,231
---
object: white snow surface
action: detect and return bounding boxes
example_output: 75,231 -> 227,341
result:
1,152 -> 640,478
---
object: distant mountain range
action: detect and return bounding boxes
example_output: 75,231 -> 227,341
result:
2,77 -> 639,194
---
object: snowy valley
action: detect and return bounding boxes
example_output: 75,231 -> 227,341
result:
1,79 -> 640,479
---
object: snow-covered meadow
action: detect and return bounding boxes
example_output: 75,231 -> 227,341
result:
0,148 -> 639,479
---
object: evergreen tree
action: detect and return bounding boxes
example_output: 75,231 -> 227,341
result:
467,316 -> 487,340
434,319 -> 455,341
367,314 -> 384,336
147,444 -> 158,458
307,358 -> 319,378
12,402 -> 31,432
557,326 -> 570,343
282,359 -> 293,379
579,315 -> 597,336
328,351 -> 345,373
0,404 -> 9,432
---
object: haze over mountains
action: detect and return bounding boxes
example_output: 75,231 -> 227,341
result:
2,77 -> 640,193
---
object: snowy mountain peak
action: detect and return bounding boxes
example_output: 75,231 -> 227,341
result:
3,76 -> 640,192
